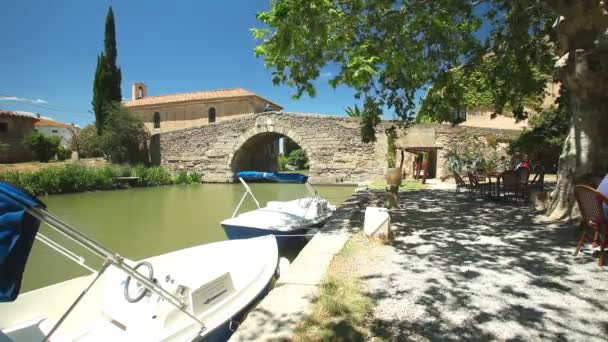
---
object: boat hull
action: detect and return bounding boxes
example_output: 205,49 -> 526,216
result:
222,224 -> 308,251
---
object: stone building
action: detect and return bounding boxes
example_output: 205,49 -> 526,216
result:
123,83 -> 283,134
0,110 -> 38,162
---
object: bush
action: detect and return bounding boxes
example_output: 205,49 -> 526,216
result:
98,104 -> 150,164
23,131 -> 61,162
70,125 -> 103,158
287,149 -> 309,170
133,165 -> 172,187
278,155 -> 289,171
56,146 -> 71,161
0,164 -> 193,196
174,170 -> 202,184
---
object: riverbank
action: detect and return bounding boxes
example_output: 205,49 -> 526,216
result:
0,164 -> 201,196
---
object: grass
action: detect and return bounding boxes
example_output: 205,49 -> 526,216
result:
293,234 -> 380,342
0,158 -> 108,173
369,179 -> 428,191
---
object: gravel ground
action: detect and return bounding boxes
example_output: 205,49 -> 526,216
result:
357,189 -> 608,341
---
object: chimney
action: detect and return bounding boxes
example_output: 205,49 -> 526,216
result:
131,82 -> 147,100
36,113 -> 41,118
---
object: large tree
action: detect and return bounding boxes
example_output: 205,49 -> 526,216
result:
253,0 -> 608,218
92,6 -> 122,135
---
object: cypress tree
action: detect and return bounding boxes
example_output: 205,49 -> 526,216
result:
92,6 -> 122,134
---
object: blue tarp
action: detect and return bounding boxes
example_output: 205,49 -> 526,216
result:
236,171 -> 308,184
0,182 -> 45,302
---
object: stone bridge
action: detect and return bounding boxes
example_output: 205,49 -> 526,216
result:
158,112 -> 387,184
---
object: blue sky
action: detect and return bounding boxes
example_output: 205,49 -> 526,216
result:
0,1 -> 376,127
1,1 -> 492,128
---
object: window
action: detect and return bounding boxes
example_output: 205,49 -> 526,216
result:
0,122 -> 7,132
153,112 -> 161,129
208,107 -> 216,123
138,86 -> 144,99
51,129 -> 58,133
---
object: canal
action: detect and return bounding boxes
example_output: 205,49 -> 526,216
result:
22,183 -> 355,292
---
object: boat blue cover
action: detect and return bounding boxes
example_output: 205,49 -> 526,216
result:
0,182 -> 45,302
236,171 -> 308,184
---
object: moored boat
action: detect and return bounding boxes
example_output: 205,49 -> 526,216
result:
221,178 -> 336,250
0,182 -> 278,341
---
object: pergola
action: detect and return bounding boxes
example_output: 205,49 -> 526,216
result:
402,146 -> 443,184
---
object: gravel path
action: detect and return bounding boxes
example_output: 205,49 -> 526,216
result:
358,189 -> 608,341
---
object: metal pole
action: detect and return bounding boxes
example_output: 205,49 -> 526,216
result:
0,187 -> 206,331
239,177 -> 261,208
43,261 -> 111,341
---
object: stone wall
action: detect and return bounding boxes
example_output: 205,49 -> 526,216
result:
394,123 -> 521,179
0,116 -> 36,163
160,112 -> 522,184
159,112 -> 386,184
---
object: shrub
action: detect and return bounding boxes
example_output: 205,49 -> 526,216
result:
287,149 -> 309,170
133,165 -> 172,187
70,125 -> 103,158
278,155 -> 289,171
98,104 -> 150,164
56,146 -> 71,161
23,131 -> 61,162
0,164 -> 182,196
174,170 -> 202,184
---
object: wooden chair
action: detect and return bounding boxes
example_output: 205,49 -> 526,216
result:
453,171 -> 471,193
500,170 -> 522,200
467,171 -> 490,196
574,185 -> 608,266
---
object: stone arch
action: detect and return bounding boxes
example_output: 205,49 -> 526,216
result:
228,117 -> 314,177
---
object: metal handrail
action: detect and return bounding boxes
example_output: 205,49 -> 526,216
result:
0,187 -> 207,339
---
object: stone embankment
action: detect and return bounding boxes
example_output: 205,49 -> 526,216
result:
229,186 -> 382,341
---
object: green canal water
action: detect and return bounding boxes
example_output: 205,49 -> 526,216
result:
22,183 -> 355,292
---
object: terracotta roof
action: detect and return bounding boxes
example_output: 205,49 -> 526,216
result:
124,87 -> 282,108
35,118 -> 73,127
0,109 -> 39,121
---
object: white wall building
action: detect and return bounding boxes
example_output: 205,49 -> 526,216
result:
34,116 -> 78,147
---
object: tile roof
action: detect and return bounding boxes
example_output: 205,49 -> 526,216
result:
35,118 -> 73,127
124,87 -> 270,107
0,109 -> 39,121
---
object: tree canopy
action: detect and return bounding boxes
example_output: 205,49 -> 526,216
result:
92,6 -> 122,134
253,0 -> 555,132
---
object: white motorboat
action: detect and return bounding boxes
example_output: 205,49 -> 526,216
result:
0,182 -> 278,341
221,178 -> 336,249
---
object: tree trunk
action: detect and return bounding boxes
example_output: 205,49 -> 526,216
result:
547,91 -> 608,219
546,1 -> 608,219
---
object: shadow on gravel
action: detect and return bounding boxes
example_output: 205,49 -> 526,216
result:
363,189 -> 608,341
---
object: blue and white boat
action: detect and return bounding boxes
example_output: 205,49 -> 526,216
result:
221,178 -> 336,250
236,171 -> 308,184
0,182 -> 278,341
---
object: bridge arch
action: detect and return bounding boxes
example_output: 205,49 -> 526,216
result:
228,117 -> 314,174
158,112 -> 384,183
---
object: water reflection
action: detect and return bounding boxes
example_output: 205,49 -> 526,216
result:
22,183 -> 354,291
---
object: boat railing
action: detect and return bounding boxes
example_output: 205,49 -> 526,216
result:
232,177 -> 262,218
0,186 -> 207,340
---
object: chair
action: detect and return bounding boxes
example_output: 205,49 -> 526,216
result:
453,172 -> 472,193
574,185 -> 608,266
517,167 -> 531,198
500,170 -> 523,200
467,171 -> 490,196
528,165 -> 545,192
